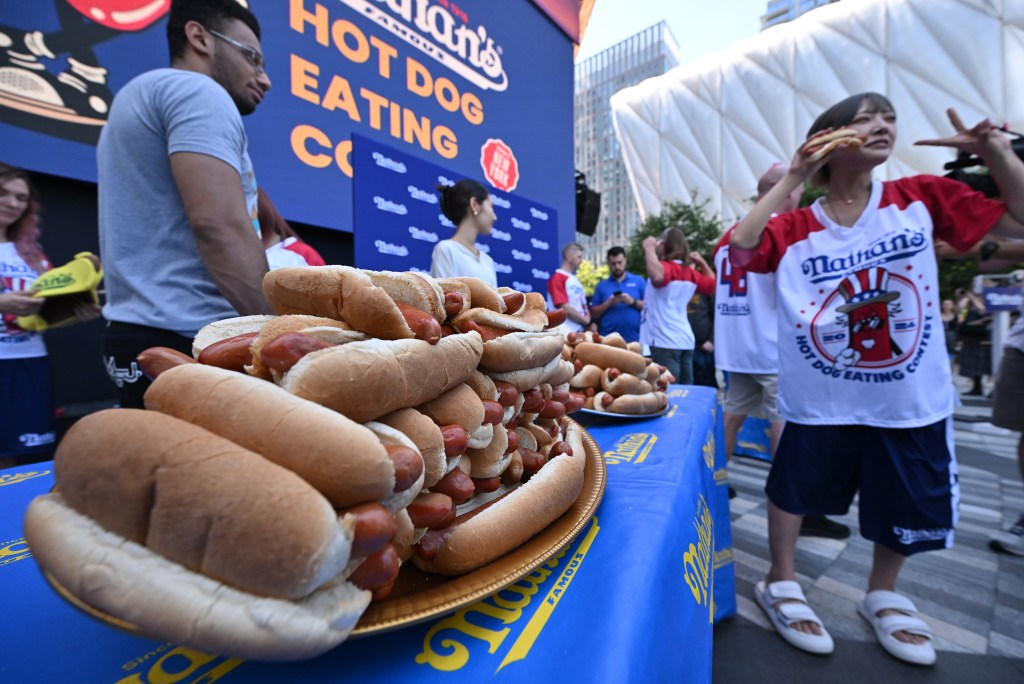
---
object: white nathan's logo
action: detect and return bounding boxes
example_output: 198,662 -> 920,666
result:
513,281 -> 534,292
19,432 -> 55,447
494,261 -> 512,274
409,226 -> 439,242
373,152 -> 406,173
375,240 -> 409,256
531,268 -> 550,279
510,217 -> 531,231
530,238 -> 549,250
491,228 -> 511,242
530,207 -> 549,220
491,195 -> 511,209
342,0 -> 509,92
104,356 -> 143,388
438,214 -> 454,228
437,175 -> 456,187
408,186 -> 438,203
409,265 -> 428,273
476,242 -> 490,254
512,249 -> 532,262
374,196 -> 408,215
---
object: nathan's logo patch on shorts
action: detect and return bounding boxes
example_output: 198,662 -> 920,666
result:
892,526 -> 951,545
104,356 -> 143,387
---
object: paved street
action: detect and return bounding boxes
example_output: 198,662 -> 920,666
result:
713,382 -> 1024,682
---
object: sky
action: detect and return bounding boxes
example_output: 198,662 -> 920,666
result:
575,0 -> 769,65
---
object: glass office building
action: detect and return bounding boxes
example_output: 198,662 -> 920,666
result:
574,22 -> 679,263
761,0 -> 839,30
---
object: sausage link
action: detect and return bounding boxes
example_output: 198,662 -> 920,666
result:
539,399 -> 566,420
601,393 -> 615,407
505,428 -> 520,454
415,528 -> 453,561
348,545 -> 400,591
196,332 -> 258,372
372,580 -> 396,602
481,399 -> 504,425
260,332 -> 331,373
136,346 -> 196,381
573,358 -> 583,374
519,448 -> 547,479
550,441 -> 573,458
500,450 -> 524,487
501,291 -> 525,313
341,502 -> 398,558
443,291 -> 465,318
460,319 -> 513,342
440,423 -> 469,457
441,324 -> 457,337
494,381 -> 519,407
431,467 -> 475,505
406,492 -> 455,529
550,388 -> 571,404
545,308 -> 567,328
607,367 -> 622,380
386,444 -> 424,492
521,388 -> 545,413
396,302 -> 442,344
472,476 -> 501,494
505,417 -> 519,430
564,392 -> 586,413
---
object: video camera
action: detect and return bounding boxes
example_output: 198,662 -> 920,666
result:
943,129 -> 1024,198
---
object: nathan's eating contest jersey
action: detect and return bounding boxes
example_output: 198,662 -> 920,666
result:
713,229 -> 779,374
735,175 -> 1003,428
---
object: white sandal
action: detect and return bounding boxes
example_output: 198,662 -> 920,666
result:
858,590 -> 936,666
755,580 -> 834,655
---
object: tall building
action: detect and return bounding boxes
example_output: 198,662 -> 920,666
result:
761,0 -> 839,30
574,22 -> 679,263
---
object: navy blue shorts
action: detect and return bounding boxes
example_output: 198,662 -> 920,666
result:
766,419 -> 958,556
0,356 -> 55,458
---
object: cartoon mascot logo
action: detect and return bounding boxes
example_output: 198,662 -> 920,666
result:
811,266 -> 922,371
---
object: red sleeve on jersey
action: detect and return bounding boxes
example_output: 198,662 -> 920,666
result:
713,226 -> 734,262
695,271 -> 716,296
548,272 -> 569,306
886,175 -> 1005,252
729,208 -> 824,274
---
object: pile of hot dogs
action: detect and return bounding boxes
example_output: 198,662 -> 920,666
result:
24,267 -> 589,661
567,331 -> 672,414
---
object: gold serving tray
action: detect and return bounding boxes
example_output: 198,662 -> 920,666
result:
44,421 -> 606,640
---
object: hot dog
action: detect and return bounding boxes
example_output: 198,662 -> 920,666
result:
24,409 -> 372,660
136,346 -> 196,380
800,128 -> 865,162
411,423 -> 587,576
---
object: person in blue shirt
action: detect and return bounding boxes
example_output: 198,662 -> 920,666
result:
589,246 -> 645,342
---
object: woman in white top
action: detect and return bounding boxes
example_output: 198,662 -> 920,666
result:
430,179 -> 498,286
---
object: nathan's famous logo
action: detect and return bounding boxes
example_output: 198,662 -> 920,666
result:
701,430 -> 715,470
416,518 -> 600,673
800,228 -> 929,284
604,433 -> 656,465
344,0 -> 508,92
33,272 -> 76,291
115,646 -> 240,684
0,538 -> 32,568
683,494 -> 714,623
798,266 -> 933,380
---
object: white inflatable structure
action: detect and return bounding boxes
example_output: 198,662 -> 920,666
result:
611,0 -> 1024,225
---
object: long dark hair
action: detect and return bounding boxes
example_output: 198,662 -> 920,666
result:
660,227 -> 689,262
807,92 -> 895,186
0,163 -> 49,274
437,179 -> 489,226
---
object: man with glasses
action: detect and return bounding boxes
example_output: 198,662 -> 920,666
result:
98,0 -> 273,408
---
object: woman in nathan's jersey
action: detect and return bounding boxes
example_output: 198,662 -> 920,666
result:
729,94 -> 1024,666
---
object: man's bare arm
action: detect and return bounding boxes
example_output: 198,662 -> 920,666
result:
170,152 -> 271,315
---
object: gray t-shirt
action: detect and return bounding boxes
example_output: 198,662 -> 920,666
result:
98,68 -> 259,336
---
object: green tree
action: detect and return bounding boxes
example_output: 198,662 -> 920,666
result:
626,193 -> 725,278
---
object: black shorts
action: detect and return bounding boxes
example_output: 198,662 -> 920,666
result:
0,356 -> 55,458
766,419 -> 957,556
102,321 -> 193,409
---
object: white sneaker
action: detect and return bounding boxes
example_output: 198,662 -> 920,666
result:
990,514 -> 1024,556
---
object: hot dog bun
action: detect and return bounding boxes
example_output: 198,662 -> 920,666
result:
144,364 -> 400,508
452,307 -> 545,334
25,493 -> 370,661
364,269 -> 446,323
50,409 -> 354,600
377,408 -> 447,488
600,368 -> 654,396
573,342 -> 648,376
479,331 -> 565,372
413,423 -> 586,575
247,315 -> 363,379
192,314 -> 276,358
451,276 -> 504,312
280,332 -> 483,422
800,128 -> 864,162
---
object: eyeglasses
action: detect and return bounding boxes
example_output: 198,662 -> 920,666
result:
205,27 -> 265,75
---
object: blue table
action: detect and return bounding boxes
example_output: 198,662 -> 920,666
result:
0,386 -> 734,683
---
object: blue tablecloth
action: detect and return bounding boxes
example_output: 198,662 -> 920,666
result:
0,386 -> 734,683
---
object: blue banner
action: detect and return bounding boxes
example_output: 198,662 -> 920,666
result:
982,286 -> 1024,312
0,1 -> 575,243
352,134 -> 558,293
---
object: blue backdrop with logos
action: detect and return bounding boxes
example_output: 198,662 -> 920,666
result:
352,135 -> 559,293
0,1 -> 575,246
